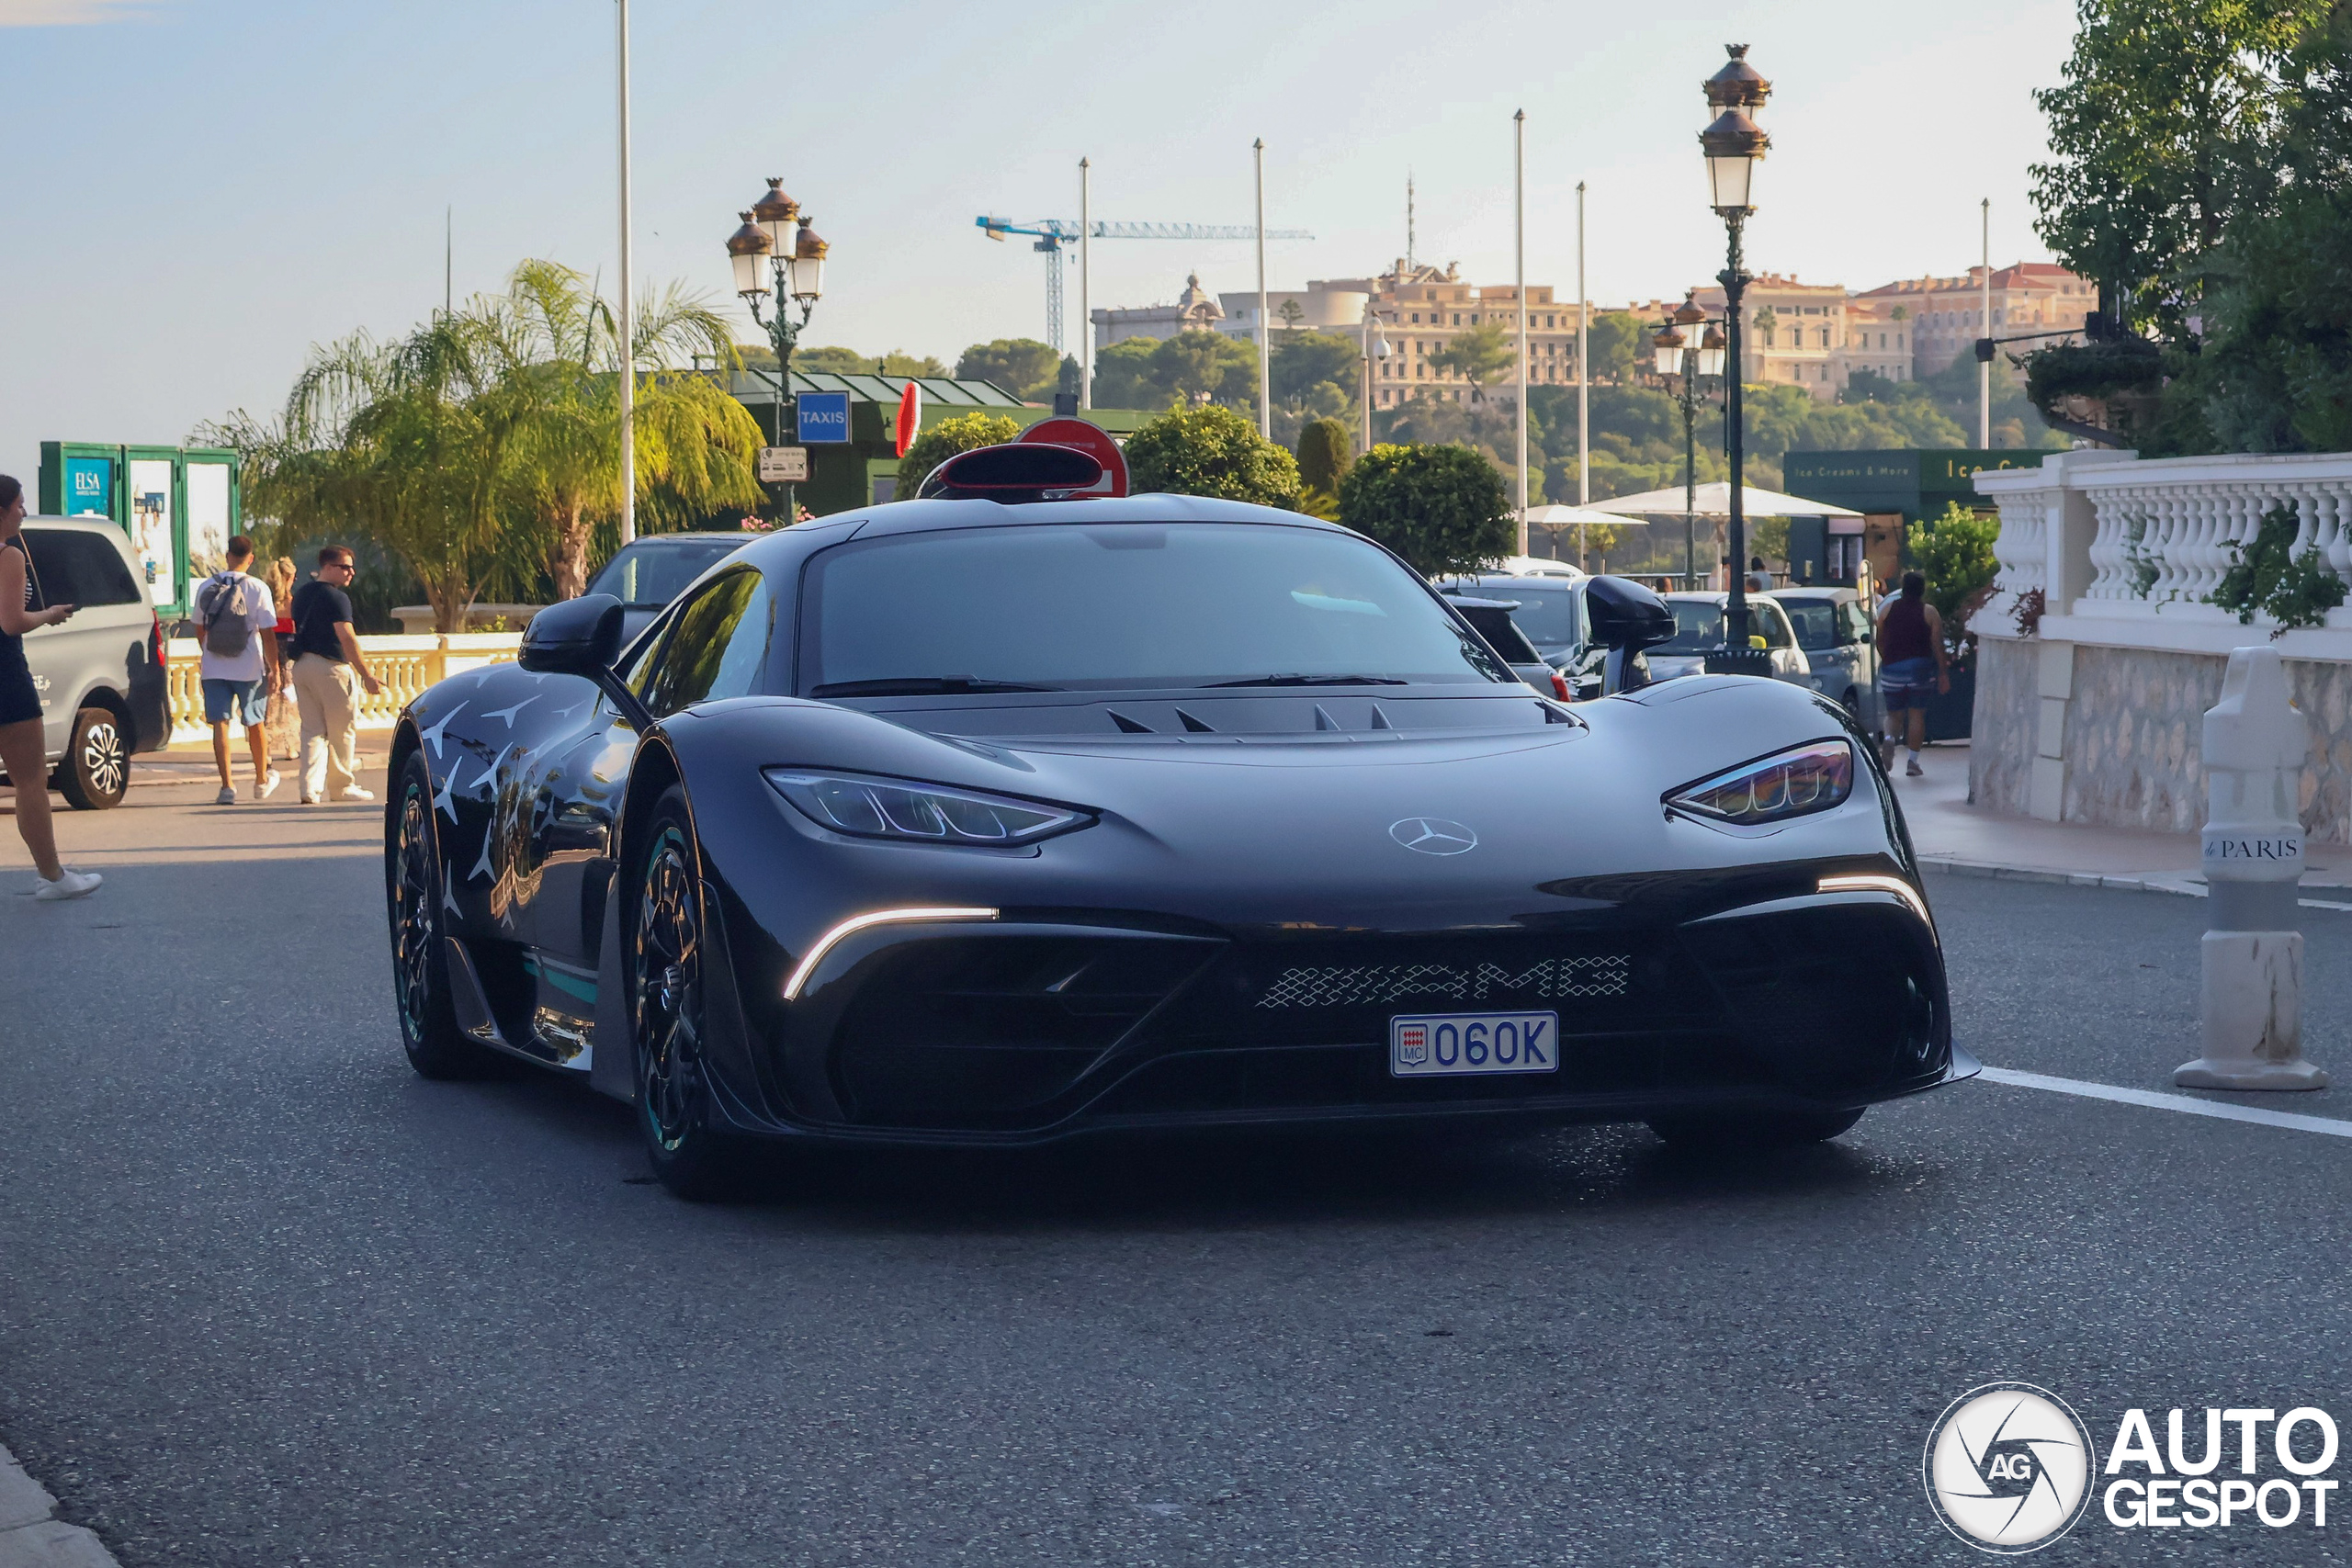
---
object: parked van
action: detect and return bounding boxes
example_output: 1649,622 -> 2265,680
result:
17,517 -> 172,807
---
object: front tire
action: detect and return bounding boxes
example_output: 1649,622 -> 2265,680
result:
630,787 -> 752,1201
55,706 -> 128,809
1646,1107 -> 1866,1149
388,750 -> 496,1079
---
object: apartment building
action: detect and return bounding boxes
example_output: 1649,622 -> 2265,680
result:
1689,273 -> 1860,399
1366,261 -> 1587,408
1856,263 -> 2092,377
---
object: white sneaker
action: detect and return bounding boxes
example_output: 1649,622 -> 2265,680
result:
334,787 -> 376,803
33,869 -> 101,901
1905,755 -> 1925,777
215,785 -> 238,806
254,772 -> 281,801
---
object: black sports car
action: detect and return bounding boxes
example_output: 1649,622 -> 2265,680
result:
384,453 -> 1967,1196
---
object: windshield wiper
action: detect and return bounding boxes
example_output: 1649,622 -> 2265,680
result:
810,676 -> 1062,697
1203,673 -> 1411,688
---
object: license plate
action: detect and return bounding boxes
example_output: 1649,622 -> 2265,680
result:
1389,1011 -> 1559,1077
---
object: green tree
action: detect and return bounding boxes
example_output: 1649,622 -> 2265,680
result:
1907,502 -> 2004,659
1271,331 -> 1359,406
895,412 -> 1022,498
1585,310 -> 1645,385
1150,330 -> 1259,406
1428,321 -> 1514,391
956,338 -> 1062,401
1295,417 -> 1353,491
2030,0 -> 2324,339
1338,444 -> 1515,578
1090,338 -> 1165,410
1125,403 -> 1300,507
786,344 -> 948,378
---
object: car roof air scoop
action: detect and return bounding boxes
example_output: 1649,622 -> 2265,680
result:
916,442 -> 1105,503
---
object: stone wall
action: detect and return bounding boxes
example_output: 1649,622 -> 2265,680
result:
1968,637 -> 2037,817
1972,637 -> 2352,842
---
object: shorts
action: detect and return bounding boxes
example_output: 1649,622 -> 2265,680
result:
1878,657 -> 1939,715
201,677 -> 268,727
0,643 -> 38,728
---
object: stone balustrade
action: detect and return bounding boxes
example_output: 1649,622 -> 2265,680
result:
1970,450 -> 2352,840
165,632 -> 521,743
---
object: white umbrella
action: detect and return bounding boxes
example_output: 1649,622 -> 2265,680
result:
1521,502 -> 1642,527
1585,481 -> 1864,519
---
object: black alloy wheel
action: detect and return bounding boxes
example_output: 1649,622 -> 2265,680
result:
55,707 -> 128,810
1645,1106 -> 1867,1149
388,750 -> 492,1078
631,786 -> 749,1200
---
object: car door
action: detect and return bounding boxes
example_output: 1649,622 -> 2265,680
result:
1755,601 -> 1810,682
20,526 -> 145,760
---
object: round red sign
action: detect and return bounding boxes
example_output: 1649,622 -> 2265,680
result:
1018,417 -> 1129,497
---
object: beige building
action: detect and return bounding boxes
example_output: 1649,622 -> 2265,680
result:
1690,273 -> 1862,400
1857,263 -> 2092,377
1367,260 -> 1588,408
1090,272 -> 1226,349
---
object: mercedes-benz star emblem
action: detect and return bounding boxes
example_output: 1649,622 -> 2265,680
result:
1389,818 -> 1478,855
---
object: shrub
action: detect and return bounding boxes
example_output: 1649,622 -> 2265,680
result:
1338,444 -> 1515,579
1125,403 -> 1301,508
2210,503 -> 2346,632
895,412 -> 1022,498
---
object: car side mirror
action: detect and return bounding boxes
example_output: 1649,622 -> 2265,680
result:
1584,575 -> 1675,651
520,593 -> 625,676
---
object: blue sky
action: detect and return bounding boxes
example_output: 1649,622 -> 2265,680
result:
1,0 -> 2078,483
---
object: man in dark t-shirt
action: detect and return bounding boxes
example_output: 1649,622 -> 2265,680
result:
288,545 -> 383,804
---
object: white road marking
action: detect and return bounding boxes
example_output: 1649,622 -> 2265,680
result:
1979,1065 -> 2352,1139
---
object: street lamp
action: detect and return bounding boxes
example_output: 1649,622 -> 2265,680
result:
1360,300 -> 1392,455
1700,43 -> 1771,676
1654,294 -> 1723,592
729,177 -> 829,519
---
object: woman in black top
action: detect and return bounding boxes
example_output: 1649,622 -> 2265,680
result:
0,475 -> 101,899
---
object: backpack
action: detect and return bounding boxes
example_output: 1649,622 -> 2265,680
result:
198,571 -> 253,659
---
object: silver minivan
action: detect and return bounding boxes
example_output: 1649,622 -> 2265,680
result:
1766,586 -> 1883,729
17,517 -> 172,807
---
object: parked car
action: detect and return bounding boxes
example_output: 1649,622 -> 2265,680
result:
584,531 -> 756,644
1645,592 -> 1813,687
17,516 -> 171,808
1766,586 -> 1881,729
1442,574 -> 1604,700
1445,596 -> 1574,700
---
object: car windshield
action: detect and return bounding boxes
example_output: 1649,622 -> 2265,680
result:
1463,582 -> 1579,647
1655,602 -> 1726,654
802,522 -> 1512,692
1777,599 -> 1841,650
588,536 -> 749,606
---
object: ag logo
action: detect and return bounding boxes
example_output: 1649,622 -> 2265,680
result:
1389,818 -> 1477,855
1923,1382 -> 2094,1554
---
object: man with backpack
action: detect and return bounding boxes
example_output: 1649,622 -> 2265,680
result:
194,535 -> 285,805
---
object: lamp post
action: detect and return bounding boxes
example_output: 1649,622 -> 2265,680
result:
1651,294 -> 1724,591
728,178 -> 829,522
1359,300 -> 1391,455
1700,43 -> 1770,676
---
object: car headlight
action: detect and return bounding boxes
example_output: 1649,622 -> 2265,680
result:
1667,740 -> 1853,826
763,770 -> 1091,845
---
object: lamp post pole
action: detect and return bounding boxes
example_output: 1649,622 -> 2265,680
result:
1701,43 -> 1770,675
1653,298 -> 1722,592
1254,138 -> 1271,439
1979,197 -> 1992,447
616,0 -> 636,545
1359,301 -> 1390,455
1513,108 -> 1528,552
728,182 -> 828,523
1080,158 -> 1092,410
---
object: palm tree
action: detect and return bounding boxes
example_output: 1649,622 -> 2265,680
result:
492,262 -> 763,598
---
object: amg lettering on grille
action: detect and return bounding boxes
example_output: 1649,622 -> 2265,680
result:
1256,956 -> 1629,1009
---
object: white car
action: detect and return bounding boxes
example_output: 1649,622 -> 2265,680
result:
1645,592 -> 1813,686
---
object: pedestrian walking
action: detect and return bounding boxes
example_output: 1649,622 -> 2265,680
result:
0,475 -> 99,899
192,535 -> 285,804
1874,570 -> 1951,778
1747,554 -> 1773,593
263,556 -> 300,763
288,545 -> 383,805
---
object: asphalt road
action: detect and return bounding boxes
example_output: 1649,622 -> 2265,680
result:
2,781 -> 2348,1565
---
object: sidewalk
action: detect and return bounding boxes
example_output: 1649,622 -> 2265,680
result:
130,738 -> 394,792
1891,742 -> 2352,897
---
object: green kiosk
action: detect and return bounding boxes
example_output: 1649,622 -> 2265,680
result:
37,442 -> 242,621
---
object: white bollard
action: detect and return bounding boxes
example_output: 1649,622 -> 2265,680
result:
2176,646 -> 2326,1090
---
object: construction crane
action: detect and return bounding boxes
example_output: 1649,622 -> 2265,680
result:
976,216 -> 1316,352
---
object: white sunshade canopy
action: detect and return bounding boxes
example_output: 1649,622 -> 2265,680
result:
1520,503 -> 1639,528
1584,481 -> 1864,520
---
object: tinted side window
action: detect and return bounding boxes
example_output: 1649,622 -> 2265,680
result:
638,570 -> 768,716
24,530 -> 141,609
1759,604 -> 1794,649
